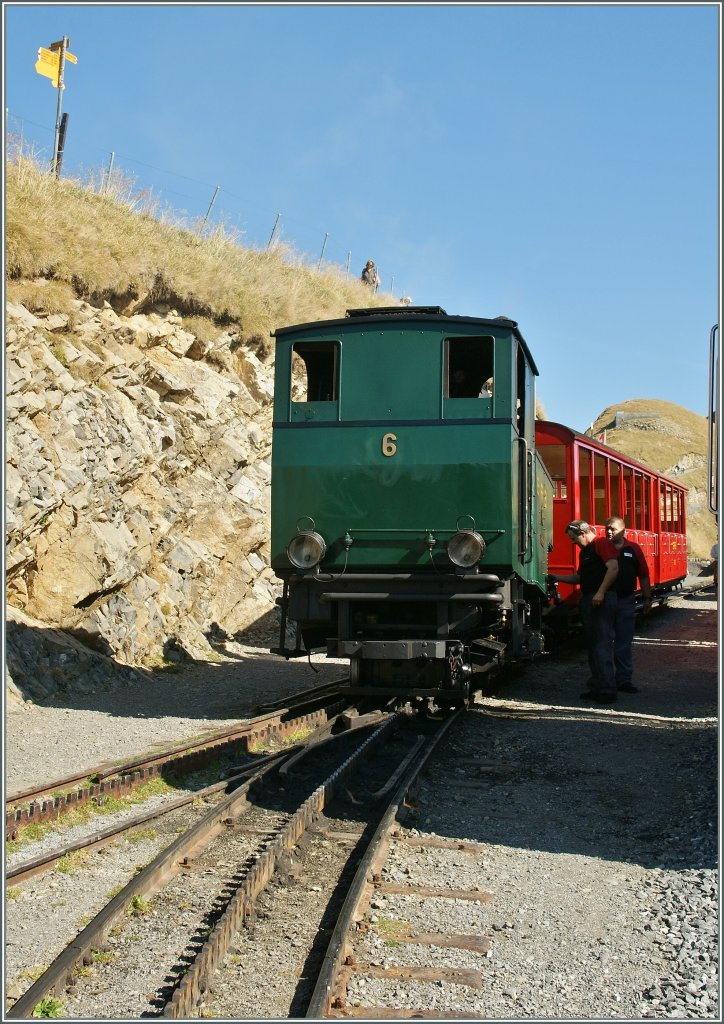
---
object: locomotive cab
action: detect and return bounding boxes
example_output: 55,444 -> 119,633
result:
270,306 -> 553,702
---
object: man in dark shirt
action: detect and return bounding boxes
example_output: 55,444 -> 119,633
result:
548,519 -> 619,704
605,516 -> 652,694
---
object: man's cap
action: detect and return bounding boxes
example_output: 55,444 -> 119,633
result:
566,520 -> 590,536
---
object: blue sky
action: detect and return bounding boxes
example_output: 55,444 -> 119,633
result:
4,2 -> 720,431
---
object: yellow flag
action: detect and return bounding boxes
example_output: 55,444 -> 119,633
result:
35,47 -> 60,87
35,45 -> 77,86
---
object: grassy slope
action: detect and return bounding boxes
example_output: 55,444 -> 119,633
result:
590,399 -> 716,559
5,154 -> 389,340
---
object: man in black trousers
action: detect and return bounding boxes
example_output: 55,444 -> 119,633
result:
548,520 -> 619,705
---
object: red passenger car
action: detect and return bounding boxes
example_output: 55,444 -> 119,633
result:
536,421 -> 688,607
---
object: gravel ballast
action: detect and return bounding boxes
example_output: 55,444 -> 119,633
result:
4,584 -> 718,1018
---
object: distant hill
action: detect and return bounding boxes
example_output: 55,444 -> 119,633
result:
585,398 -> 716,561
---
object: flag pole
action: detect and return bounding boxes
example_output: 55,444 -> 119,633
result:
50,37 -> 68,177
35,37 -> 76,173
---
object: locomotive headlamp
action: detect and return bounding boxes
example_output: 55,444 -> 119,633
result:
287,530 -> 326,569
447,530 -> 486,568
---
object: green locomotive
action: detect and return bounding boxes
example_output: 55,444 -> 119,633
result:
270,306 -> 553,702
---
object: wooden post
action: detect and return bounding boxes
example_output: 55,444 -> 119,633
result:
267,213 -> 281,250
103,151 -> 115,193
199,185 -> 220,235
317,233 -> 329,270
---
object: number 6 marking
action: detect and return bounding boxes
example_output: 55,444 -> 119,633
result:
382,432 -> 397,457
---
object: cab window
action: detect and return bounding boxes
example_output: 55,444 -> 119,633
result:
445,336 -> 494,398
291,341 -> 339,402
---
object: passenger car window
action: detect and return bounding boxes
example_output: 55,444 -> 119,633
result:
539,443 -> 567,498
593,454 -> 607,522
579,450 -> 592,523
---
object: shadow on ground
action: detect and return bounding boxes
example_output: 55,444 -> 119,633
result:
5,609 -> 341,720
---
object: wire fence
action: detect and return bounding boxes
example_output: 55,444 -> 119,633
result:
5,109 -> 410,300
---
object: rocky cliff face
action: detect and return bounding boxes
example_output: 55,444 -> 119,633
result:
6,297 -> 279,701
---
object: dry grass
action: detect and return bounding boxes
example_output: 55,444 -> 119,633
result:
6,151 -> 391,344
591,399 -> 709,485
6,278 -> 77,315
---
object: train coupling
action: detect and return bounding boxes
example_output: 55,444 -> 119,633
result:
469,637 -> 508,670
546,577 -> 562,605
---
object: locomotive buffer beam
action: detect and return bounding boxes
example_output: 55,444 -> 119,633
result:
298,573 -> 504,586
329,637 -> 507,671
319,592 -> 503,603
332,639 -> 447,660
340,685 -> 448,699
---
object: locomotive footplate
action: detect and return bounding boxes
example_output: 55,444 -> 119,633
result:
339,685 -> 451,699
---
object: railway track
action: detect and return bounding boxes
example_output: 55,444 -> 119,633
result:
5,680 -> 350,840
6,688 -> 386,887
8,597 -> 677,841
6,705 -> 462,1019
5,744 -> 300,887
306,710 -> 488,1019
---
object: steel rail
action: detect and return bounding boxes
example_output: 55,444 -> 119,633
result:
5,715 -> 400,1019
6,691 -> 352,839
5,748 -> 295,886
278,710 -> 390,777
6,719 -> 269,805
305,709 -> 463,1019
252,677 -> 348,714
8,706 -> 373,884
5,753 -> 282,1020
6,680 -> 347,807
